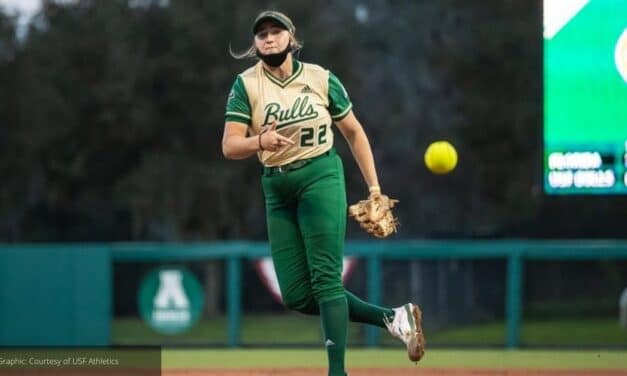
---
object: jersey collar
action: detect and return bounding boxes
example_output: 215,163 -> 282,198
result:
262,59 -> 302,88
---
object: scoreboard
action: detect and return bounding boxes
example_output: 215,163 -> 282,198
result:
544,0 -> 627,194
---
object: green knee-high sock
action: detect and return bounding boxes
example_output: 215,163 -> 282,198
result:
319,296 -> 348,376
346,290 -> 395,328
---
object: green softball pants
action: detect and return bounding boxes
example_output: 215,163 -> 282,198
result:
262,149 -> 347,306
262,149 -> 393,327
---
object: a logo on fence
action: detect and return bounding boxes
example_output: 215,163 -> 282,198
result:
138,267 -> 204,334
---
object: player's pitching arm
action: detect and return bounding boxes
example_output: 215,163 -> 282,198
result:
335,111 -> 381,193
222,121 -> 294,159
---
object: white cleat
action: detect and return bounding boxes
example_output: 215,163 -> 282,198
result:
383,303 -> 425,362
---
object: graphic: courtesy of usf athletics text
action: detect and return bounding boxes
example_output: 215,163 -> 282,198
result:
544,0 -> 627,194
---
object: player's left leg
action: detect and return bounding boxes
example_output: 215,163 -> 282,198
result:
345,291 -> 393,327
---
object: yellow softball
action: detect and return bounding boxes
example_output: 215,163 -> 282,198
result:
424,141 -> 458,174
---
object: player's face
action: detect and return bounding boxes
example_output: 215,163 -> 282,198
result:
255,22 -> 290,55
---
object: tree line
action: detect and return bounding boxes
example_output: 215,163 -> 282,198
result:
0,0 -> 623,241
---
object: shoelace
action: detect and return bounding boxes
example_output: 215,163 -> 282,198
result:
383,311 -> 407,340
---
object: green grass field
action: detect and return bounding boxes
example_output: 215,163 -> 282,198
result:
113,315 -> 627,347
161,349 -> 627,370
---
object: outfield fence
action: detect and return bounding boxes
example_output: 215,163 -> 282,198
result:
1,240 -> 627,348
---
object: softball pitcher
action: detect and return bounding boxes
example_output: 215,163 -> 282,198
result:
222,10 -> 425,376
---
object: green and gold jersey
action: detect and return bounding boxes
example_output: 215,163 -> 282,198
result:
225,59 -> 352,167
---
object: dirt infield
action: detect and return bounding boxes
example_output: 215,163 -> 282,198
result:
164,369 -> 627,376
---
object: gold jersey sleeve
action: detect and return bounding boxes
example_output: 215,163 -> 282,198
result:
238,60 -> 349,167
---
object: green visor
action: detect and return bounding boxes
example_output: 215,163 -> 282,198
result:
253,11 -> 295,35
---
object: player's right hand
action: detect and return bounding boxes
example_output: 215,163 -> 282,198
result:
260,121 -> 294,152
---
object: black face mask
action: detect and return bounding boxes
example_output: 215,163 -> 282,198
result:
256,44 -> 291,67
